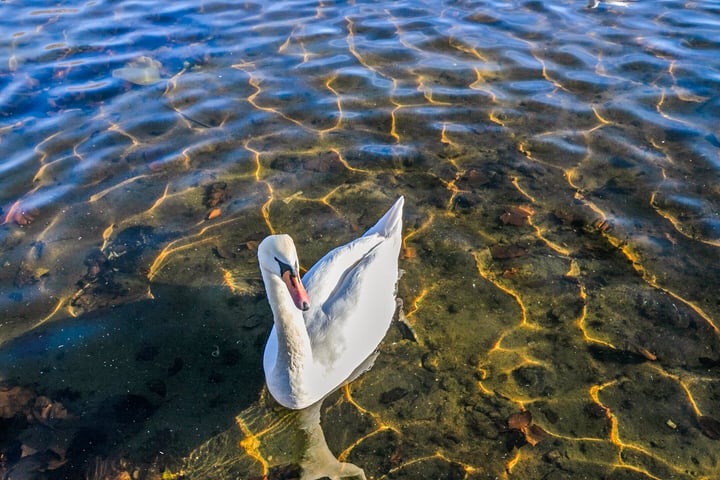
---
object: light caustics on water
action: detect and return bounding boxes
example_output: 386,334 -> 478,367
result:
0,0 -> 719,479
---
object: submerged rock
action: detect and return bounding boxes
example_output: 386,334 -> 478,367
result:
379,387 -> 409,404
112,56 -> 163,85
698,416 -> 720,440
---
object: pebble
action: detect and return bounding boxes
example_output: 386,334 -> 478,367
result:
422,352 -> 440,372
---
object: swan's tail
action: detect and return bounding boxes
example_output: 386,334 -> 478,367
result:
364,196 -> 404,238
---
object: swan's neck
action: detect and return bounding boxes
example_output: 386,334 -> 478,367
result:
265,274 -> 314,382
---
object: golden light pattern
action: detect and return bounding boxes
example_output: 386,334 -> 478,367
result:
471,251 -> 531,329
2,3 -> 718,480
645,364 -> 705,418
147,235 -> 218,281
404,287 -> 428,320
233,403 -> 297,477
334,384 -> 400,462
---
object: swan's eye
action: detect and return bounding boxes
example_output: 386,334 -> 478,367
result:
274,257 -> 294,277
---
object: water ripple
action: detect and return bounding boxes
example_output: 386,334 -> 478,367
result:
1,0 -> 720,478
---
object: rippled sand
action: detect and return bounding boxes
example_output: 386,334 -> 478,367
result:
1,0 -> 719,479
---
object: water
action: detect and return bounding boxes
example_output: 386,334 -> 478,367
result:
1,0 -> 719,478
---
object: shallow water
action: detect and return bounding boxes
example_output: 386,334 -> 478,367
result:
1,0 -> 720,478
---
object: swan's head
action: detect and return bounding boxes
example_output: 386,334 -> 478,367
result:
258,234 -> 311,311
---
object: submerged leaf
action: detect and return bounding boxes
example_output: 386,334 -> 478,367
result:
524,424 -> 548,446
508,410 -> 532,430
506,411 -> 547,447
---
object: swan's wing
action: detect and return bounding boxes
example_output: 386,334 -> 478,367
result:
363,196 -> 403,238
298,198 -> 403,393
301,196 -> 402,309
302,233 -> 384,315
305,239 -> 398,371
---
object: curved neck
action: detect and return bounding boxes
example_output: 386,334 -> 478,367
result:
263,272 -> 314,379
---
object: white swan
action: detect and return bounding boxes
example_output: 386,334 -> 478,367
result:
258,196 -> 403,409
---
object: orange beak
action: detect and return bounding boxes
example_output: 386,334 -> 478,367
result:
282,270 -> 310,311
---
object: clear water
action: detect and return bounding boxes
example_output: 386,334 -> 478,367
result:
1,0 -> 719,478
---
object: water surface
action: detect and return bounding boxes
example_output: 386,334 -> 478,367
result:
1,0 -> 719,479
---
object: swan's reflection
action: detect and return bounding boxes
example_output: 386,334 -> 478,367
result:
294,399 -> 366,480
182,392 -> 366,480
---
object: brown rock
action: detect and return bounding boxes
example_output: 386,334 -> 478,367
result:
0,385 -> 35,418
698,416 -> 720,440
204,182 -> 230,208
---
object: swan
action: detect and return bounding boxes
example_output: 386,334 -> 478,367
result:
258,196 -> 404,409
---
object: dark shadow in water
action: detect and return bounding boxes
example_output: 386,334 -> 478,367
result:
0,282 -> 270,479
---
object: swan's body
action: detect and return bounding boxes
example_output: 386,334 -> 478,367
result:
258,197 -> 403,409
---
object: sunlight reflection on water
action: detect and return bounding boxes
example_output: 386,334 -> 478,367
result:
1,0 -> 719,478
